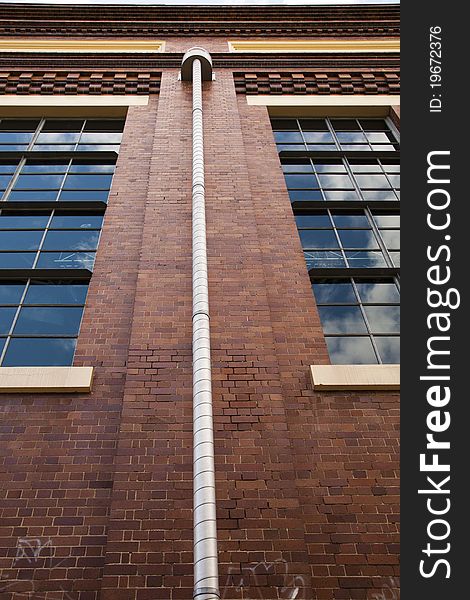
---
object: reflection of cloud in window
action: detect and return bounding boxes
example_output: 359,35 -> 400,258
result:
326,337 -> 377,364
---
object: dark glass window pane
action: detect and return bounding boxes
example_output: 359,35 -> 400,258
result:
36,252 -> 95,270
345,251 -> 386,268
14,306 -> 84,335
338,229 -> 379,249
63,174 -> 113,190
0,338 -> 5,355
0,213 -> 50,229
359,119 -> 389,131
13,174 -> 64,190
326,336 -> 378,364
0,253 -> 36,269
0,307 -> 17,334
299,119 -> 328,131
299,230 -> 338,249
295,213 -> 331,228
282,162 -> 313,174
271,119 -> 298,131
375,336 -> 400,364
0,119 -> 40,131
312,280 -> 356,304
331,212 -> 368,228
42,230 -> 100,251
2,338 -> 77,367
364,306 -> 400,334
7,190 -> 58,202
284,174 -> 318,189
318,305 -> 367,334
274,131 -> 303,143
0,282 -> 26,304
58,190 -> 110,201
355,280 -> 400,304
0,231 -> 43,251
25,282 -> 89,305
50,213 -> 103,229
42,120 -> 84,132
289,190 -> 324,202
331,119 -> 360,131
83,119 -> 125,132
276,144 -> 305,153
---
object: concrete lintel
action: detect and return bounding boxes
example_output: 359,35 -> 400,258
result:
0,367 -> 94,393
310,364 -> 400,391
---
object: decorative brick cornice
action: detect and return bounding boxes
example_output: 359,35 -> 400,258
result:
0,4 -> 400,38
234,70 -> 400,95
0,71 -> 161,95
0,52 -> 400,73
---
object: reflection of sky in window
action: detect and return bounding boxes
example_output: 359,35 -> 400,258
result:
326,337 -> 377,364
363,306 -> 400,334
375,337 -> 400,363
318,305 -> 367,334
2,338 -> 77,367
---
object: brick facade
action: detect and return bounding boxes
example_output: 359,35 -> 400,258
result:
0,4 -> 399,599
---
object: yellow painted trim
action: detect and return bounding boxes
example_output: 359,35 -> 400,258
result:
245,95 -> 400,118
229,39 -> 399,53
0,39 -> 165,53
310,365 -> 400,391
0,95 -> 149,107
0,367 -> 94,393
247,95 -> 400,107
0,96 -> 149,118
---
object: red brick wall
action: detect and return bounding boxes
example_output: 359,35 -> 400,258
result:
0,59 -> 399,600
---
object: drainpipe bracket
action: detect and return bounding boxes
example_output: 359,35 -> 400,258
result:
193,588 -> 221,599
181,47 -> 213,81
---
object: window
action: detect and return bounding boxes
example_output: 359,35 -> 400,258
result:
0,117 -> 124,367
0,280 -> 88,366
273,117 -> 400,364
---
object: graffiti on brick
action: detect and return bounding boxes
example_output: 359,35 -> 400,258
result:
222,558 -> 307,599
0,538 -> 75,599
367,577 -> 400,600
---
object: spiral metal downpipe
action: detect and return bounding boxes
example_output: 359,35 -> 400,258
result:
181,48 -> 220,600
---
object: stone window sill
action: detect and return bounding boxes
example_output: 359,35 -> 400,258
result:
0,367 -> 93,393
310,364 -> 399,391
